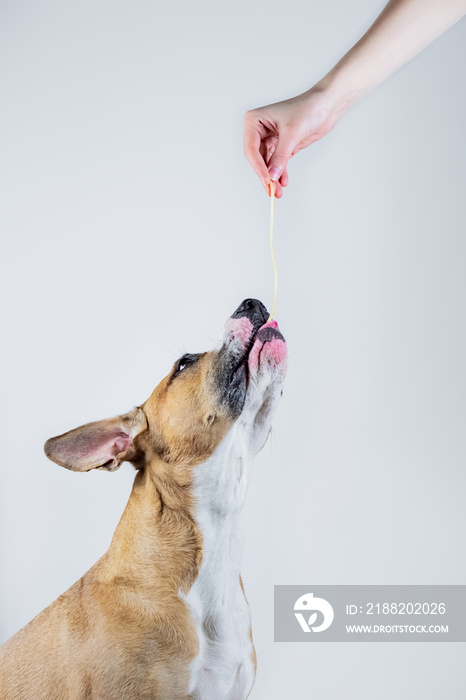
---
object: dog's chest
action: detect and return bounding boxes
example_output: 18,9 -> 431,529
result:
183,566 -> 255,700
181,438 -> 256,700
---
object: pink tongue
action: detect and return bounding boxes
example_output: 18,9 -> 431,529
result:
261,320 -> 278,330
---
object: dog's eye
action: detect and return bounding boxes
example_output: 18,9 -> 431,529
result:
174,354 -> 199,376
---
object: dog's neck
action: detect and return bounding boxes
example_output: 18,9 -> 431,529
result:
97,424 -> 253,598
189,420 -> 254,589
98,463 -> 202,596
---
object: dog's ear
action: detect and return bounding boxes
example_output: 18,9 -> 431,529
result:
44,407 -> 147,472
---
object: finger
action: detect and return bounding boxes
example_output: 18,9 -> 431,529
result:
267,129 -> 296,183
272,180 -> 284,198
243,119 -> 271,188
264,134 -> 278,162
280,167 -> 289,188
259,138 -> 268,168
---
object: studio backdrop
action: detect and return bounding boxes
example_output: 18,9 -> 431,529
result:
1,1 -> 465,698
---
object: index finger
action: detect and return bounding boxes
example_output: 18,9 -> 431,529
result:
243,117 -> 270,188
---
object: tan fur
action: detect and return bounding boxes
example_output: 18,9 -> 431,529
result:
0,352 -> 242,700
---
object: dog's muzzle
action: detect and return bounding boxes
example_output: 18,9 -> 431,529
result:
214,298 -> 286,417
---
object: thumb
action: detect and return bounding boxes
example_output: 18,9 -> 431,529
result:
267,130 -> 296,182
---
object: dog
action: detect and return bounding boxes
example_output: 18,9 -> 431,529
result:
0,298 -> 287,700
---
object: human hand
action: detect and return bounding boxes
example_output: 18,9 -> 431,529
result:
244,0 -> 466,199
243,87 -> 339,197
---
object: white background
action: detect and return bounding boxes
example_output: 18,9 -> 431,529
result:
1,1 -> 465,697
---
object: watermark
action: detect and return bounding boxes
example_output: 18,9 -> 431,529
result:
274,586 -> 466,642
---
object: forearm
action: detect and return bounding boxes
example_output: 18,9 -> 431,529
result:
313,0 -> 466,119
243,0 -> 466,193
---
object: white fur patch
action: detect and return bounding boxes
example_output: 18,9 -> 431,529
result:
181,339 -> 286,700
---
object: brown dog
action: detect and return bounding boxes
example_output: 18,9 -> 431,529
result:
0,299 -> 287,700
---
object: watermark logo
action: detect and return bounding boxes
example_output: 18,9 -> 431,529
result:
294,592 -> 334,633
275,586 -> 466,642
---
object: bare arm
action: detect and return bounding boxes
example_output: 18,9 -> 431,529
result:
244,0 -> 466,197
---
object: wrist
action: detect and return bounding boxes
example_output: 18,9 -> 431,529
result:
295,76 -> 353,137
307,68 -> 361,124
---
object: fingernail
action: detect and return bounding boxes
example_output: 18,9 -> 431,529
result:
268,167 -> 280,181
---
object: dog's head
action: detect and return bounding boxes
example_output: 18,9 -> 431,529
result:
44,299 -> 287,473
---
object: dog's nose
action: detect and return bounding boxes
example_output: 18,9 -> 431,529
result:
232,298 -> 269,324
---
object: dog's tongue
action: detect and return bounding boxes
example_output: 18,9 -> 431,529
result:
260,319 -> 279,330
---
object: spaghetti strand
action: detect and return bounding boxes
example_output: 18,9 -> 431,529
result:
267,181 -> 278,322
